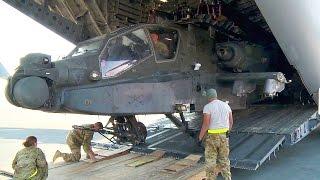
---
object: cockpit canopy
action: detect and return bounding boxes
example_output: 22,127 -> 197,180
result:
100,28 -> 151,78
69,36 -> 105,57
66,25 -> 180,79
100,26 -> 179,78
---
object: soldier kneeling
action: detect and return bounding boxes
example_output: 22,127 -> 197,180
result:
53,122 -> 103,163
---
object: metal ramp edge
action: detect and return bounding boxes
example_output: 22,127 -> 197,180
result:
286,113 -> 320,145
229,133 -> 285,170
229,106 -> 320,170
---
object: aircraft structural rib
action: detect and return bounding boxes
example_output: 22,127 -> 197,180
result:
3,0 -> 87,44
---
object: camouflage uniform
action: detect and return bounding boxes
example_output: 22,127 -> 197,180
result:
205,134 -> 231,180
154,41 -> 169,58
12,147 -> 48,180
60,124 -> 94,162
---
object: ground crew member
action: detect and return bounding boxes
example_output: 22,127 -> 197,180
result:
12,136 -> 48,180
198,89 -> 233,180
53,122 -> 104,163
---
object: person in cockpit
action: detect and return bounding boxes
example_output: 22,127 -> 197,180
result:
150,33 -> 170,59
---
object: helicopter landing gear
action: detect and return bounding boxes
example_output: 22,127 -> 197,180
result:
105,116 -> 147,145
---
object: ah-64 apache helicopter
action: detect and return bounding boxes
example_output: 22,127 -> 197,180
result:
4,0 -> 312,146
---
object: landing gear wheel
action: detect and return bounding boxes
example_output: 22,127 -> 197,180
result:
136,122 -> 147,144
110,116 -> 147,145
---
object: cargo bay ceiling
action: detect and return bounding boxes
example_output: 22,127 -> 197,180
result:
3,0 -> 275,45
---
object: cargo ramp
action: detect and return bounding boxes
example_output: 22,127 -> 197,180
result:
4,105 -> 316,180
139,105 -> 319,170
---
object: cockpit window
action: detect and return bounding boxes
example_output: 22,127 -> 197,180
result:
71,39 -> 103,57
100,29 -> 152,78
148,27 -> 179,61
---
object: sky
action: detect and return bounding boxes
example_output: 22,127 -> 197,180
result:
0,1 -> 75,75
0,1 -> 82,119
0,3 -> 101,170
0,2 -> 164,173
0,1 -> 163,123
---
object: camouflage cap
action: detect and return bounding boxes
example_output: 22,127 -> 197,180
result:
202,88 -> 217,99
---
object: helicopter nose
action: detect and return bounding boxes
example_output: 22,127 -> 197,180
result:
12,76 -> 49,109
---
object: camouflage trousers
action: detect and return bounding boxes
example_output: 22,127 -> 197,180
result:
205,133 -> 231,180
61,134 -> 82,162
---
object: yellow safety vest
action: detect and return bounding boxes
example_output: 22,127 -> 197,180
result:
207,128 -> 228,134
28,168 -> 38,179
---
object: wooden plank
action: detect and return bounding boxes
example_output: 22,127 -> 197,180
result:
48,153 -> 205,179
83,149 -> 130,164
164,154 -> 201,173
188,170 -> 206,180
49,153 -> 141,178
126,150 -> 166,167
82,145 -> 132,163
94,145 -> 132,157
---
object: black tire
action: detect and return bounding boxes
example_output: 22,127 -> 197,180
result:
136,122 -> 147,143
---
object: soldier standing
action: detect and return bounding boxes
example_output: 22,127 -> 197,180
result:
198,89 -> 233,180
53,122 -> 103,163
12,136 -> 48,180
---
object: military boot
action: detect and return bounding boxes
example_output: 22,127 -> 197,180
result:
53,150 -> 62,162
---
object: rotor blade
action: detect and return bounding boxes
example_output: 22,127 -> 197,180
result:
0,62 -> 9,80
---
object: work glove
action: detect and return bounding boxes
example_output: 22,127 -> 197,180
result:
197,138 -> 205,152
197,138 -> 204,147
197,139 -> 202,147
226,131 -> 230,138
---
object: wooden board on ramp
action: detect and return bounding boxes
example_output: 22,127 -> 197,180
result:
83,145 -> 132,163
126,150 -> 166,167
163,154 -> 201,173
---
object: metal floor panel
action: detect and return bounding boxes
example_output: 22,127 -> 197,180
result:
233,105 -> 316,134
232,105 -> 319,145
142,129 -> 286,170
145,129 -> 203,154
